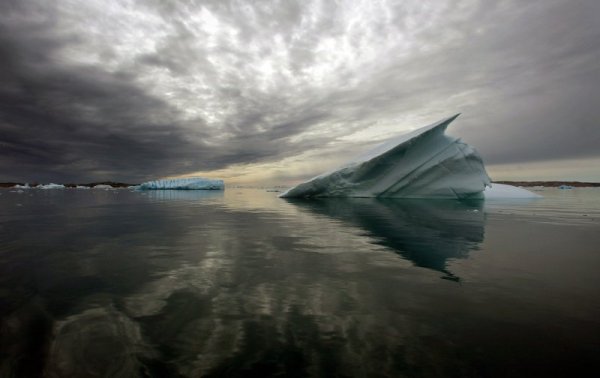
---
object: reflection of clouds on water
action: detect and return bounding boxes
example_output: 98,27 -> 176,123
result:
45,305 -> 153,378
286,198 -> 486,280
114,198 -> 485,375
0,297 -> 52,377
1,190 -> 489,377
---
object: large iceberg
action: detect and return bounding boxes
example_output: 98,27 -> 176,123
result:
139,177 -> 224,190
281,114 -> 492,199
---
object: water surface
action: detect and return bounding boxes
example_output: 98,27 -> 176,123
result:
1,187 -> 599,377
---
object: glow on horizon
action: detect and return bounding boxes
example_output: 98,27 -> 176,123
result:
171,149 -> 600,187
487,157 -> 600,183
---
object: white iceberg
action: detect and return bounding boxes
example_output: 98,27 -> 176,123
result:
37,183 -> 65,190
92,184 -> 113,189
281,114 -> 492,199
483,183 -> 542,199
139,177 -> 224,190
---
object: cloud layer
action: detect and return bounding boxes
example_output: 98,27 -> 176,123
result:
1,0 -> 599,183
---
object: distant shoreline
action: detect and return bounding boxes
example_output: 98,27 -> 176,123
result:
494,181 -> 600,187
1,181 -> 599,188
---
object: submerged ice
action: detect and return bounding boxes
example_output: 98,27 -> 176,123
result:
483,183 -> 542,199
281,114 -> 492,199
139,177 -> 224,190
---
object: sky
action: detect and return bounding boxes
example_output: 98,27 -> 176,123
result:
1,0 -> 599,185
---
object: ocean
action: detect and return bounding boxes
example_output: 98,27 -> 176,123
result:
1,187 -> 599,377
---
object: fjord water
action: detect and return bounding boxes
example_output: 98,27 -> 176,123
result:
0,188 -> 599,377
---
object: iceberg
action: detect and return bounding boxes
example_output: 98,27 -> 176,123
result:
281,114 -> 491,199
138,177 -> 224,190
483,183 -> 542,199
37,183 -> 65,190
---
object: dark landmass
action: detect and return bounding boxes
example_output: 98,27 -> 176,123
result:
0,182 -> 136,188
495,181 -> 600,187
0,182 -> 23,188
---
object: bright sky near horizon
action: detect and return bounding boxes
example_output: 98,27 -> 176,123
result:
1,0 -> 599,184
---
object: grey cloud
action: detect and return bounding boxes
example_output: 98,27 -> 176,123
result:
1,0 -> 599,183
0,35 -> 207,182
0,1 -> 314,182
308,0 -> 600,166
446,0 -> 600,164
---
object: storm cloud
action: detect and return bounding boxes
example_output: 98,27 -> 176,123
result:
1,0 -> 599,183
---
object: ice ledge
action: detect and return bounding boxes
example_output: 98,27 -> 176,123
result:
483,183 -> 542,199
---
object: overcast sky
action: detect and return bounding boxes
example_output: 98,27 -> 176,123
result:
1,0 -> 599,184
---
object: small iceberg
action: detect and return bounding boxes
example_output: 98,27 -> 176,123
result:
139,177 -> 224,190
558,185 -> 573,190
483,183 -> 542,199
37,183 -> 65,190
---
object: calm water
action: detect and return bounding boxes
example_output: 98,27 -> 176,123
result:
1,187 -> 599,377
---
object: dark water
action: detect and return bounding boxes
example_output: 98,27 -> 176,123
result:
1,187 -> 599,377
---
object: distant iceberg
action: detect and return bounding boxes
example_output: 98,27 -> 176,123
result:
281,114 -> 492,199
13,184 -> 32,189
139,177 -> 224,190
37,183 -> 65,190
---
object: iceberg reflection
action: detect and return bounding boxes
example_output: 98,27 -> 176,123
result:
286,198 -> 485,280
142,189 -> 224,202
